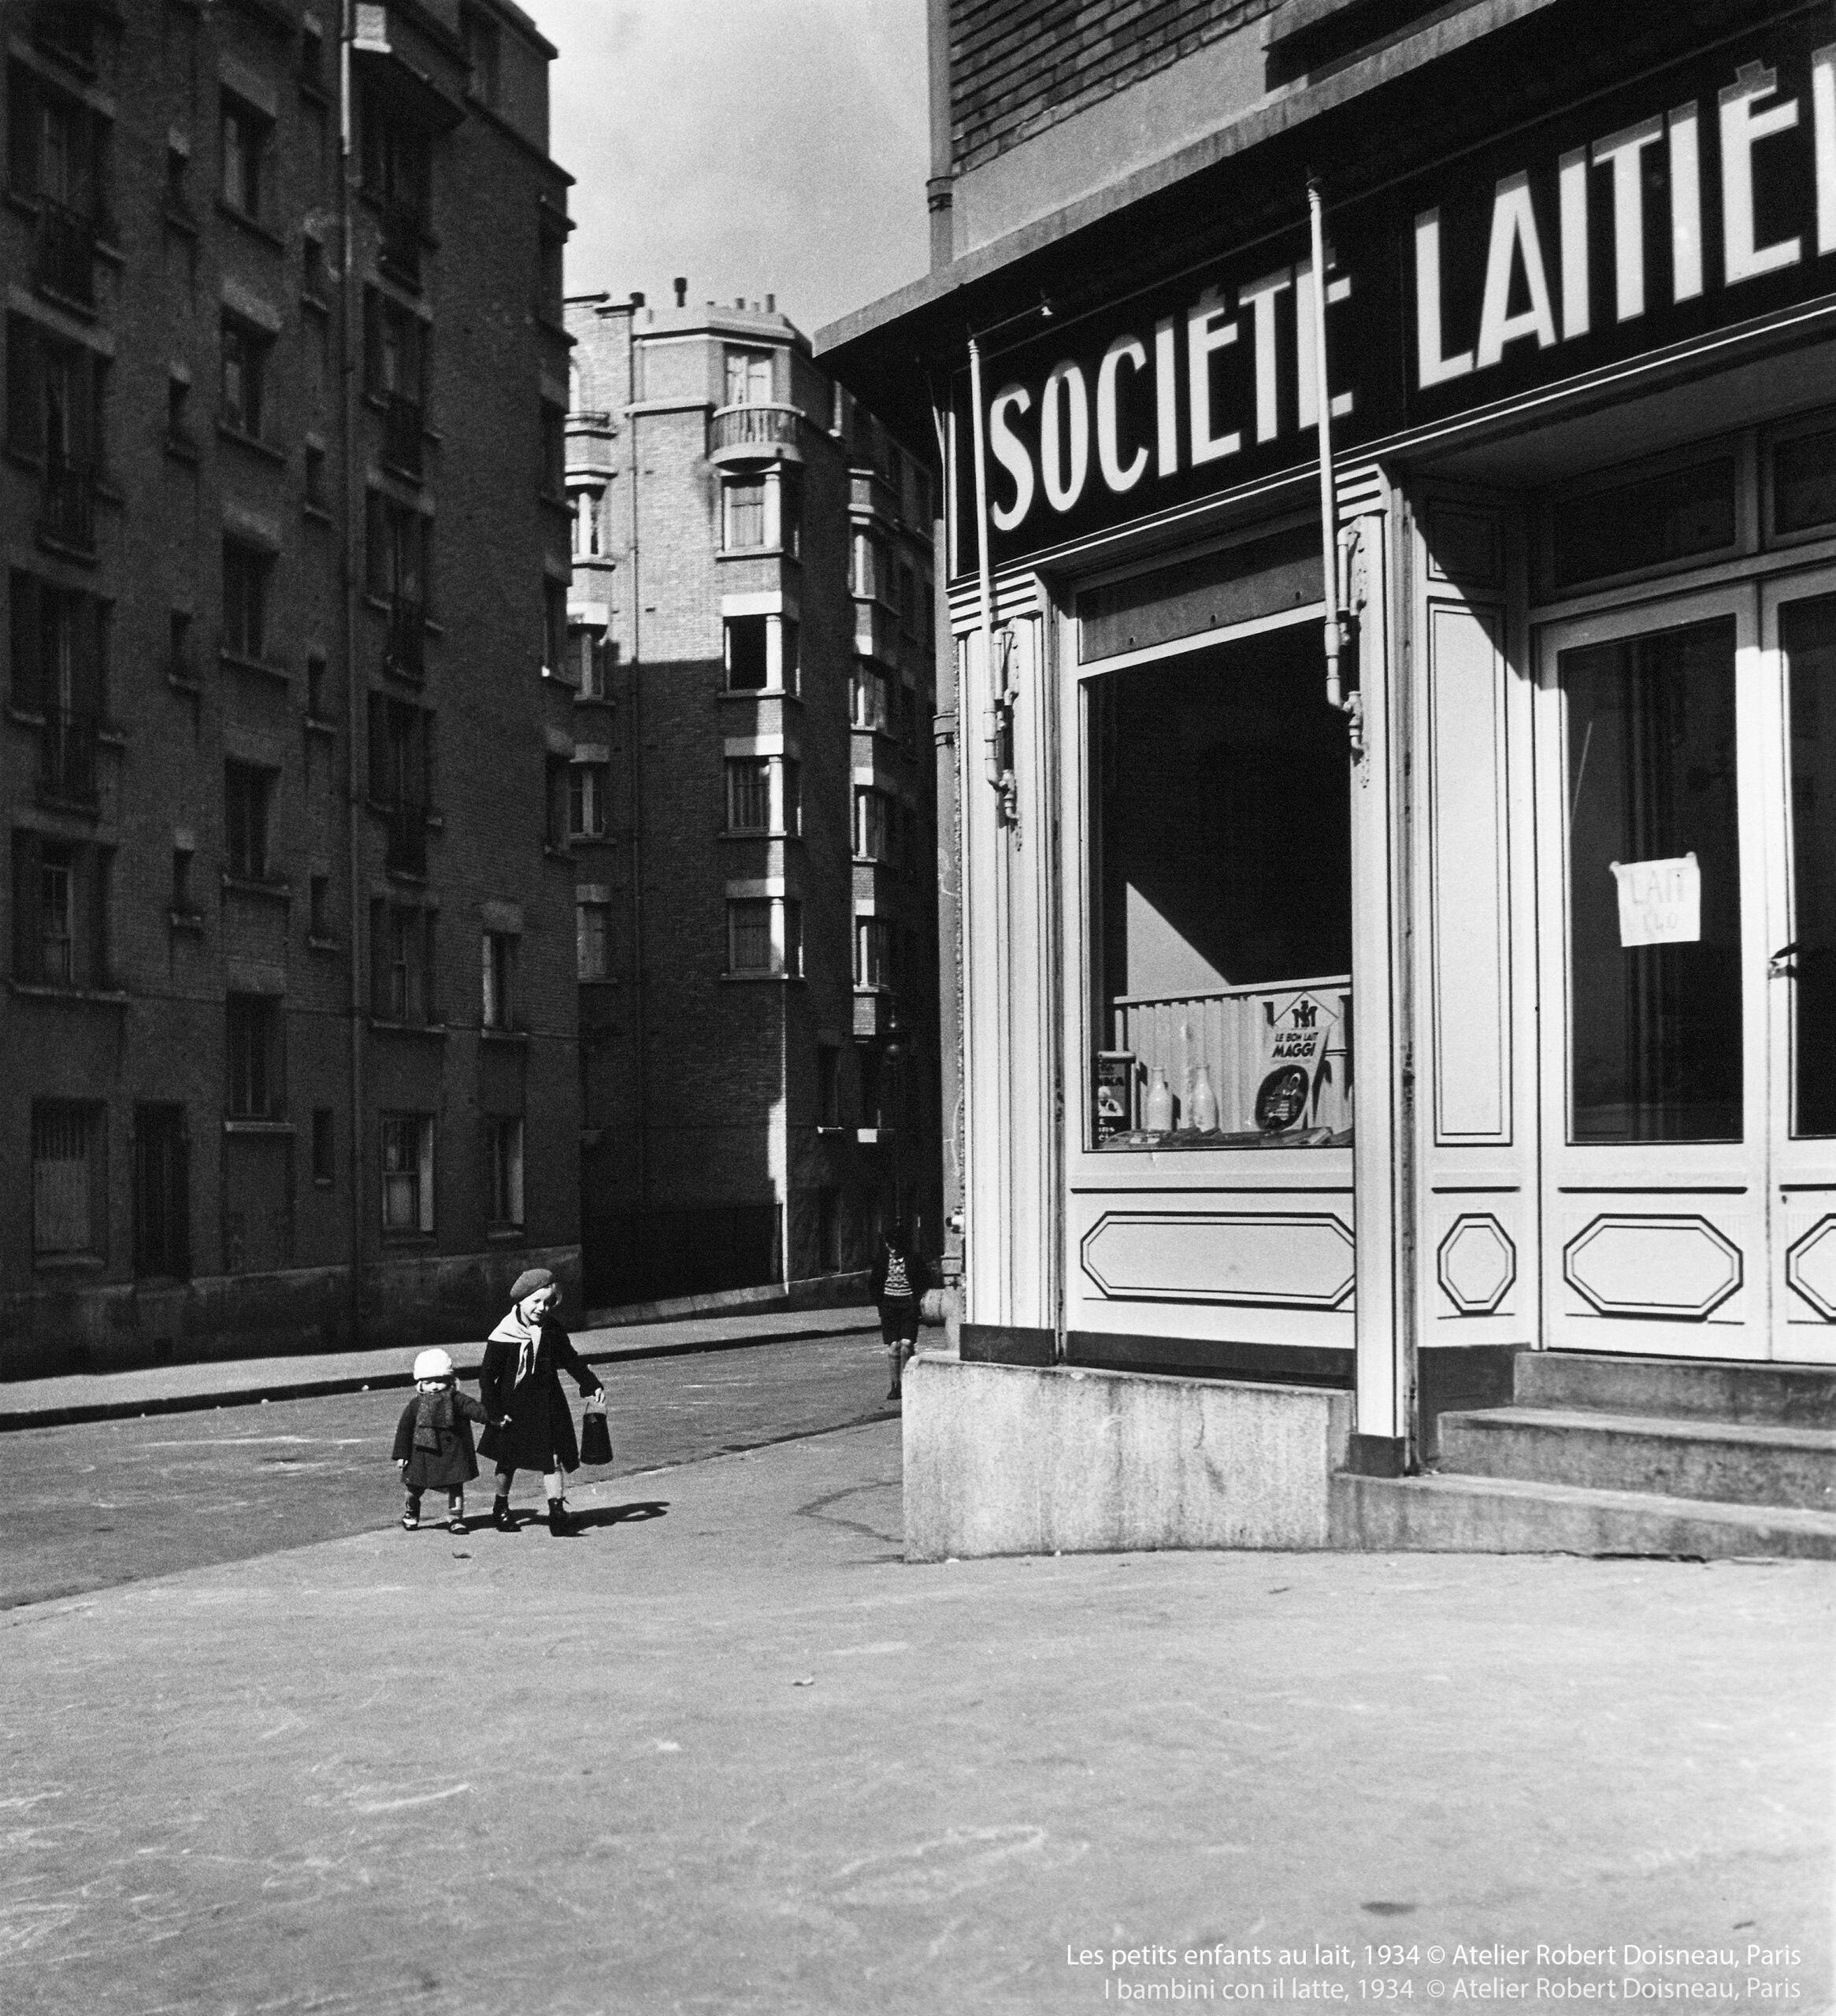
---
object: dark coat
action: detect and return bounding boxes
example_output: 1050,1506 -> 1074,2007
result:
476,1316 -> 603,1475
870,1243 -> 931,1306
391,1388 -> 491,1491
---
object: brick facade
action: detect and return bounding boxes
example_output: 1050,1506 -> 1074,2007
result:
1,0 -> 578,1376
950,0 -> 1281,172
566,292 -> 941,1305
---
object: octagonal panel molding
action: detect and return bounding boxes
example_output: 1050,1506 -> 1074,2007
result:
1786,1217 -> 1836,1321
1079,1211 -> 1355,1309
1563,1215 -> 1742,1320
1437,1214 -> 1516,1315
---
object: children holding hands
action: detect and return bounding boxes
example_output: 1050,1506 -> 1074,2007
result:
391,1347 -> 506,1535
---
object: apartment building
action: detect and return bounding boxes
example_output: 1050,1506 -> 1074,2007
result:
821,0 -> 1836,1557
2,0 -> 578,1373
566,287 -> 940,1306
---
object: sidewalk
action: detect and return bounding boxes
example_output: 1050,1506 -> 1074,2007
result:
0,1303 -> 881,1432
0,1416 -> 1829,2014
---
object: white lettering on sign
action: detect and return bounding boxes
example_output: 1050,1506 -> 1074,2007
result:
1610,853 -> 1702,947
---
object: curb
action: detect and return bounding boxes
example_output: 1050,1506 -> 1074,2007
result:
0,1320 -> 885,1435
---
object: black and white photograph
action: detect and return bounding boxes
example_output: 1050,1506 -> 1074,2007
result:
1,0 -> 1831,2008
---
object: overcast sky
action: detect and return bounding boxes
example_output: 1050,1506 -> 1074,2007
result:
523,0 -> 932,339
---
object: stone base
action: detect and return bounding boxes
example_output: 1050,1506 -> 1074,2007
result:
902,1355 -> 1352,1560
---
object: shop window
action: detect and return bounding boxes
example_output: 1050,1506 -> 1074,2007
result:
226,993 -> 284,1117
32,1099 -> 102,1259
1774,425 -> 1836,539
1549,458 -> 1737,591
487,1116 -> 523,1227
380,1111 -> 434,1232
1561,617 -> 1741,1143
1087,621 -> 1352,1149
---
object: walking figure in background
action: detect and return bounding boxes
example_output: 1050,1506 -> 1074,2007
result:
392,1347 -> 501,1535
873,1222 -> 930,1403
477,1269 -> 606,1536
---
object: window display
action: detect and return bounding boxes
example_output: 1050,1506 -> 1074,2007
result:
1087,619 -> 1352,1150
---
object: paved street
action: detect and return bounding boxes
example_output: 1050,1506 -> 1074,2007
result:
1,1412 -> 1830,2016
0,1326 -> 888,1612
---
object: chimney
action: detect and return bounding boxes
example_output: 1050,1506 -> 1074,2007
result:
629,290 -> 645,308
735,296 -> 745,310
766,293 -> 776,313
673,276 -> 687,307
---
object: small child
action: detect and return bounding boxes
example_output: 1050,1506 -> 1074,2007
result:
391,1347 -> 502,1535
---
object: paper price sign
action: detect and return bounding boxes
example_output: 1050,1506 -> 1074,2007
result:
1609,853 -> 1701,948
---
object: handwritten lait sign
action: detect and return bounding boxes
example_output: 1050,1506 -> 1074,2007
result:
1611,854 -> 1703,948
954,20 -> 1836,571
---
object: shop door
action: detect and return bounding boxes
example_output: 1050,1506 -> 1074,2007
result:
1537,573 -> 1836,1362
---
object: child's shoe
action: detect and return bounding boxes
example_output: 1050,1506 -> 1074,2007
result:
447,1513 -> 469,1536
547,1497 -> 574,1536
491,1497 -> 517,1533
401,1495 -> 421,1531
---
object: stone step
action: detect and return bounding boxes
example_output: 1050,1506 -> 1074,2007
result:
1437,1406 -> 1836,1512
1515,1351 -> 1836,1426
1330,1469 -> 1836,1558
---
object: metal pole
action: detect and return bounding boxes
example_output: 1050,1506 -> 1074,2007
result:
1307,177 -> 1345,714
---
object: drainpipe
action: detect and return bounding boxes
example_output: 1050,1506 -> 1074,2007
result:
338,0 -> 367,1346
928,392 -> 963,1334
965,335 -> 1012,825
925,0 -> 953,271
1307,177 -> 1363,757
624,314 -> 647,1207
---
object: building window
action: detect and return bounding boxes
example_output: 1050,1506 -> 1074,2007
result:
32,1100 -> 102,1259
371,901 -> 434,1022
226,993 -> 284,1117
13,832 -> 106,986
9,63 -> 107,223
380,1112 -> 434,1233
220,317 -> 267,436
725,757 -> 770,834
724,347 -> 772,407
461,4 -> 500,107
221,539 -> 269,660
543,581 -> 567,676
487,1115 -> 523,1227
725,614 -> 768,692
817,1043 -> 842,1128
855,788 -> 890,862
852,662 -> 891,733
481,929 -> 516,1028
728,898 -> 771,973
311,1106 -> 335,1184
780,469 -> 803,558
783,758 -> 802,837
224,762 -> 274,880
723,477 -> 766,550
852,530 -> 890,602
572,487 -> 603,557
855,915 -> 892,990
133,1103 -> 190,1278
359,91 -> 429,219
220,94 -> 269,220
577,899 -> 609,980
899,563 -> 918,638
573,626 -> 610,698
308,873 -> 331,940
544,756 -> 569,850
306,654 -> 328,719
539,402 -> 565,499
170,847 -> 195,919
569,761 -> 607,839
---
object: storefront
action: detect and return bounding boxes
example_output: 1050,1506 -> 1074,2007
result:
824,3 -> 1836,1550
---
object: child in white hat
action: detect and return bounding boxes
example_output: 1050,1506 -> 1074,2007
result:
391,1347 -> 503,1534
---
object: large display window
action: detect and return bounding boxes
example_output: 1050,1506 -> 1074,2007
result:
1085,615 -> 1352,1151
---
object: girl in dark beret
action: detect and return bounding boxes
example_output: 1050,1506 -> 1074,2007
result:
477,1270 -> 605,1535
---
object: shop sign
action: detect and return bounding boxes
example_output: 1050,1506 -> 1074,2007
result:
1256,994 -> 1332,1133
1092,1050 -> 1135,1140
1611,854 -> 1702,947
955,16 -> 1836,574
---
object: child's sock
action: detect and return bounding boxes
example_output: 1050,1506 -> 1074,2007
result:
401,1492 -> 421,1530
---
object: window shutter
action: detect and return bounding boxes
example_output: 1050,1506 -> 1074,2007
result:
9,571 -> 43,712
6,318 -> 43,460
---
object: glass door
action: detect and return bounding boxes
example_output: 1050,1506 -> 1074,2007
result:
1537,587 -> 1773,1358
1767,571 -> 1836,1362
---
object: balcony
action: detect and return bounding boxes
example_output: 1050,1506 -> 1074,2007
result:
39,708 -> 99,807
381,394 -> 424,478
39,458 -> 96,555
35,198 -> 96,306
384,594 -> 425,678
384,800 -> 428,876
379,202 -> 424,287
708,403 -> 810,468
